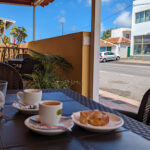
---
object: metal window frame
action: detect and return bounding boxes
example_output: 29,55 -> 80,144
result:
134,35 -> 150,55
135,9 -> 150,24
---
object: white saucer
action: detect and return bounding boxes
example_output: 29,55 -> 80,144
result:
12,101 -> 39,115
24,115 -> 74,135
71,111 -> 124,132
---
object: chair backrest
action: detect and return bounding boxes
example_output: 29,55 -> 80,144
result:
16,54 -> 30,59
20,58 -> 35,75
138,89 -> 150,125
0,62 -> 23,89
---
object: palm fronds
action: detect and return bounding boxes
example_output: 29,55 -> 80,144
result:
26,50 -> 78,89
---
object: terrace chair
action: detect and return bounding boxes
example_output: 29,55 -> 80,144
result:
16,54 -> 31,59
20,57 -> 39,79
0,62 -> 23,89
117,89 -> 150,125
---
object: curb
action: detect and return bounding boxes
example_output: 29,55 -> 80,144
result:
116,61 -> 150,66
99,89 -> 140,107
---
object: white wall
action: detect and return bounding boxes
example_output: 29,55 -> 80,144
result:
111,43 -> 129,58
111,28 -> 131,39
119,44 -> 130,58
131,0 -> 150,55
111,46 -> 118,54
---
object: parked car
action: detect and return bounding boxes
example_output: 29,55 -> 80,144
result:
99,52 -> 120,62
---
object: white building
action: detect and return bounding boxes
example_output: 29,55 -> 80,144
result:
0,18 -> 15,43
106,37 -> 130,58
111,28 -> 131,39
131,0 -> 150,56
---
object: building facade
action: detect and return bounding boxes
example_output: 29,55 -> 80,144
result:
100,39 -> 117,52
131,0 -> 150,56
0,18 -> 15,43
106,37 -> 130,58
111,28 -> 131,39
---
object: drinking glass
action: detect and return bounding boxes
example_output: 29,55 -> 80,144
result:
0,80 -> 8,118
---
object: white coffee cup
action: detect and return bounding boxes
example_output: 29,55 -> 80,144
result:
16,89 -> 42,105
39,100 -> 62,125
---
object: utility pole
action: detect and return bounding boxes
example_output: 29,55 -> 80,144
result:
33,6 -> 36,41
61,22 -> 64,36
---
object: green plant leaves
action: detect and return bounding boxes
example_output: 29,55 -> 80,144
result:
25,50 -> 79,89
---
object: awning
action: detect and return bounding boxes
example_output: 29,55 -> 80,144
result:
0,0 -> 54,7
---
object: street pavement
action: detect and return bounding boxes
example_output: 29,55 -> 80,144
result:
99,61 -> 150,102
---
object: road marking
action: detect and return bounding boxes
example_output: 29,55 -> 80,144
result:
100,70 -> 134,77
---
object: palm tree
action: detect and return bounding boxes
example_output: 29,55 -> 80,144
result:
26,50 -> 78,89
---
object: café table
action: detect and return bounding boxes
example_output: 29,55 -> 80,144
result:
1,89 -> 150,150
6,58 -> 24,66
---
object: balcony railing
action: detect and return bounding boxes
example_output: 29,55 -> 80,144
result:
0,47 -> 28,62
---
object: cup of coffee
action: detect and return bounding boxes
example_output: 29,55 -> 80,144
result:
39,100 -> 62,125
16,89 -> 42,105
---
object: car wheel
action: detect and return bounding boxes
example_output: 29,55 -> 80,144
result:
103,58 -> 107,62
116,56 -> 120,60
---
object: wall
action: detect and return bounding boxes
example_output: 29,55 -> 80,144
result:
28,32 -> 91,97
119,44 -> 129,58
111,28 -> 131,38
131,0 -> 150,56
111,46 -> 118,54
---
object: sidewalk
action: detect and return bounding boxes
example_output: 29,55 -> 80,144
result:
115,58 -> 150,66
99,90 -> 139,113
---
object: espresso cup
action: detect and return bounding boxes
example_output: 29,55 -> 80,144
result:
39,100 -> 62,125
16,89 -> 42,105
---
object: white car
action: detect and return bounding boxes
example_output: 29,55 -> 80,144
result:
99,52 -> 120,62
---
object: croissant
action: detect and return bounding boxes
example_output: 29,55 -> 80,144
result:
80,110 -> 109,126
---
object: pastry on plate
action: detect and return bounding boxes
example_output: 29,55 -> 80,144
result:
80,110 -> 109,126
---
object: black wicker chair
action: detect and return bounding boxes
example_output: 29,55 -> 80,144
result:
20,58 -> 34,75
16,54 -> 30,59
0,62 -> 23,89
117,89 -> 150,125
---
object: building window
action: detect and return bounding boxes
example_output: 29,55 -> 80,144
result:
136,10 -> 150,23
145,10 -> 150,21
140,12 -> 145,22
134,35 -> 150,55
126,34 -> 130,39
136,13 -> 140,23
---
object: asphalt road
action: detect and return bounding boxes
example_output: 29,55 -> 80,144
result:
99,62 -> 150,102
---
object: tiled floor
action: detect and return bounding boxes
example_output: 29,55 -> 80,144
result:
99,95 -> 139,113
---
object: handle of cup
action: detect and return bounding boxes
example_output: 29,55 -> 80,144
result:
16,92 -> 23,100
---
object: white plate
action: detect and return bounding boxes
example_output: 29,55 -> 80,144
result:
24,115 -> 74,135
71,111 -> 124,132
12,101 -> 39,115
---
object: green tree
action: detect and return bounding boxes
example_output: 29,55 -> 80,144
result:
0,25 -> 28,62
10,26 -> 27,44
0,22 -> 4,31
102,29 -> 112,40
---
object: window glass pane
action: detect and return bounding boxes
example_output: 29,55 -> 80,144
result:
136,13 -> 140,23
134,44 -> 142,54
143,35 -> 150,43
134,36 -> 142,43
145,10 -> 150,21
143,44 -> 150,54
140,12 -> 145,22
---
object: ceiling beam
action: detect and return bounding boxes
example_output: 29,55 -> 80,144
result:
0,0 -> 32,6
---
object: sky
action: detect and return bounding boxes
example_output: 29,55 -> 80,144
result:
0,0 -> 134,42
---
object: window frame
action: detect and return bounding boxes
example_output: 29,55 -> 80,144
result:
135,9 -> 150,24
134,35 -> 150,55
